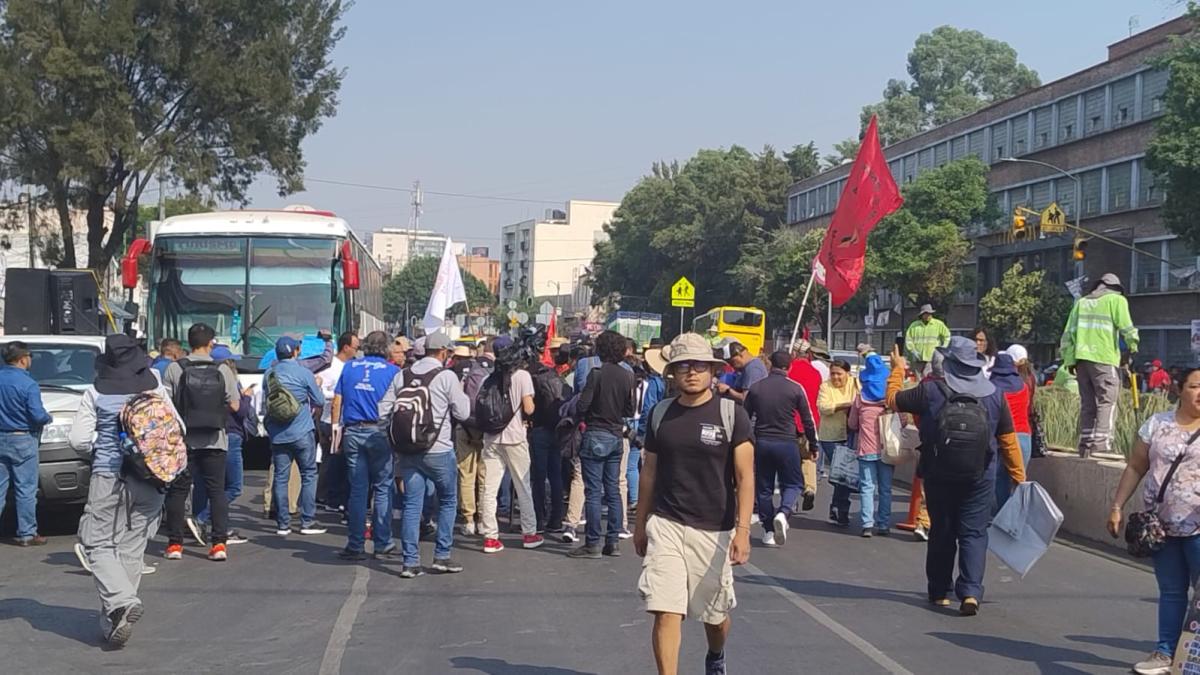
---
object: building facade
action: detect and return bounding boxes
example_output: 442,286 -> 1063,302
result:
458,253 -> 500,295
499,199 -> 618,306
785,16 -> 1199,366
370,228 -> 464,274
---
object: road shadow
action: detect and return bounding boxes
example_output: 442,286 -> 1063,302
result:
928,632 -> 1129,674
0,598 -> 101,647
40,551 -> 91,575
1065,633 -> 1155,655
449,656 -> 595,674
738,574 -> 928,609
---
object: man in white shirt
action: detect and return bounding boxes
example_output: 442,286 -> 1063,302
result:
317,332 -> 359,512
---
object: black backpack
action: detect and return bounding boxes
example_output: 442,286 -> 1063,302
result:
459,357 -> 495,433
474,370 -> 516,435
529,363 -> 565,428
388,367 -> 447,455
176,360 -> 228,432
928,381 -> 991,482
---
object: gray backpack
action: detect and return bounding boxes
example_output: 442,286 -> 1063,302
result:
648,396 -> 736,443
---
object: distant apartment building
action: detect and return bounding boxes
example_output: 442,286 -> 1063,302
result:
785,16 -> 1199,366
458,250 -> 500,296
499,200 -> 618,306
371,228 -> 464,273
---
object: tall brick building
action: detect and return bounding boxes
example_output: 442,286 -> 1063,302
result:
786,16 -> 1199,366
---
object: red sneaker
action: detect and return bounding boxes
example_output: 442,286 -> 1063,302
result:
165,543 -> 183,560
483,538 -> 505,554
207,543 -> 227,562
523,534 -> 545,549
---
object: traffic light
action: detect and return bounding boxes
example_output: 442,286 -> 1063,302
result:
1073,237 -> 1089,261
1012,210 -> 1027,239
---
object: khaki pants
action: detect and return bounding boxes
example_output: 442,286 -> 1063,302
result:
264,455 -> 300,515
456,428 -> 485,523
617,438 -> 630,530
566,457 -> 584,527
480,439 -> 537,538
799,438 -> 817,497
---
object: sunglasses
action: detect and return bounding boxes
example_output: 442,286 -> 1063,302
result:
672,361 -> 713,374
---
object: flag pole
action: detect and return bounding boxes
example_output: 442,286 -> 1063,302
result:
789,273 -> 818,348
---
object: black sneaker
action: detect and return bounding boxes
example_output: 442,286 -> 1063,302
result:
337,548 -> 366,561
226,530 -> 249,545
431,558 -> 464,573
399,565 -> 424,579
602,542 -> 621,557
705,649 -> 727,675
875,527 -> 891,537
105,601 -> 144,648
420,522 -> 436,539
802,492 -> 815,511
861,529 -> 874,538
373,544 -> 398,560
566,545 -> 602,559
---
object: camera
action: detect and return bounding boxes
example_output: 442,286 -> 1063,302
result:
496,324 -> 548,369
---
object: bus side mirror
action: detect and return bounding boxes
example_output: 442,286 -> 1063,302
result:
342,259 -> 360,290
121,238 -> 152,289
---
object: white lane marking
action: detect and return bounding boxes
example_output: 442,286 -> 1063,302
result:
319,564 -> 370,675
740,561 -> 915,675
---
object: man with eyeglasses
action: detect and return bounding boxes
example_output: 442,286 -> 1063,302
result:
634,333 -> 754,675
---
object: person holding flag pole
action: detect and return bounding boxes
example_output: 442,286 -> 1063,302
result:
423,238 -> 469,334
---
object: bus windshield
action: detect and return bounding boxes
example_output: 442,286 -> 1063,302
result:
149,236 -> 344,358
721,309 -> 763,327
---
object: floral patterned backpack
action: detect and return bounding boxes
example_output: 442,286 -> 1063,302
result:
119,392 -> 187,489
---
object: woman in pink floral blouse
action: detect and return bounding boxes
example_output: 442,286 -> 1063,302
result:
1108,367 -> 1200,675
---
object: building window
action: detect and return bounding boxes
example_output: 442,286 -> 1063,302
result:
903,154 -> 916,183
889,160 -> 901,180
1011,115 -> 1029,155
1031,181 -> 1052,211
990,122 -> 1008,162
1058,97 -> 1078,142
918,148 -> 934,174
1168,238 -> 1199,291
1081,169 -> 1102,217
968,130 -> 985,159
1111,76 -> 1136,128
1056,177 -> 1077,217
951,136 -> 967,159
1138,159 -> 1164,207
1033,107 -> 1052,150
1143,68 -> 1169,118
934,142 -> 948,167
1084,88 -> 1105,136
1107,162 -> 1132,212
1131,238 -> 1199,294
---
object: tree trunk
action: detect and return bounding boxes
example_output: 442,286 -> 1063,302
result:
51,184 -> 76,269
85,191 -> 107,272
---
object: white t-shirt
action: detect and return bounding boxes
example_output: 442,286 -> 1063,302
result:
319,356 -> 348,425
485,369 -> 534,446
813,360 -> 831,383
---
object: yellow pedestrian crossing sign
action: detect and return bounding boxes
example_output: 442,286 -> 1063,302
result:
1040,202 -> 1067,234
671,276 -> 695,308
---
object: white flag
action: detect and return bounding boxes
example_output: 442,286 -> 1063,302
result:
423,238 -> 468,331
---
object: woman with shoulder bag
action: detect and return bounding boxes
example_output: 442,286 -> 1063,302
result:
1108,366 -> 1200,675
848,351 -> 892,538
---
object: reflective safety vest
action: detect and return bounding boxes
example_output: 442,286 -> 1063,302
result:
1060,291 -> 1138,367
905,318 -> 951,362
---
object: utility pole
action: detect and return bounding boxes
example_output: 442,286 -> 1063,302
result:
24,190 -> 34,267
406,180 -> 422,268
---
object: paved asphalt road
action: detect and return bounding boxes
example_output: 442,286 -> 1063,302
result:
0,471 -> 1160,674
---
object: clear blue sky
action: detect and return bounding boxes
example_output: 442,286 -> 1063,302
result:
245,0 -> 1185,253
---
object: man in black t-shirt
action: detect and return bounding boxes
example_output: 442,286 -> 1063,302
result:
634,333 -> 754,675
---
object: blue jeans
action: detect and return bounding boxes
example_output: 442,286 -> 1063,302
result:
193,434 -> 245,526
1152,535 -> 1200,656
755,437 -> 804,529
398,451 -> 457,566
271,435 -> 319,531
343,426 -> 394,552
994,433 -> 1032,511
580,430 -> 623,547
924,475 -> 994,601
627,443 -> 641,507
820,441 -> 851,522
858,457 -> 894,530
0,433 -> 39,538
529,427 -> 564,529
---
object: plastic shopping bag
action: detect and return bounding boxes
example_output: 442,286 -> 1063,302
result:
986,481 -> 1063,577
829,444 -> 860,492
879,412 -> 919,466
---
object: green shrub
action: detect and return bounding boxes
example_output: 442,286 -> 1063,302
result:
1034,387 -> 1173,457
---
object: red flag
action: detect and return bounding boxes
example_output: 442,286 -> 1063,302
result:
541,312 -> 558,367
813,115 -> 904,307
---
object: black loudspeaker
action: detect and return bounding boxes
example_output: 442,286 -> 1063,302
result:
50,270 -> 100,335
4,268 -> 52,335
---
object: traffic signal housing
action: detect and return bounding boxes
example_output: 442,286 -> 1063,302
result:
1012,210 -> 1028,239
1073,237 -> 1089,261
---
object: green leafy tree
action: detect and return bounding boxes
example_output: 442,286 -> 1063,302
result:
979,261 -> 1073,345
383,256 -> 496,326
589,145 -> 792,334
1147,4 -> 1200,253
784,142 -> 821,181
136,194 -> 216,236
861,27 -> 1040,145
0,0 -> 347,271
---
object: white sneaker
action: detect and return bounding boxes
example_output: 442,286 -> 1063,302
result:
141,565 -> 156,575
750,513 -> 761,525
186,517 -> 207,546
561,529 -> 578,544
73,543 -> 93,573
618,529 -> 633,540
914,525 -> 929,542
276,528 -> 292,536
762,531 -> 777,547
1133,651 -> 1172,675
457,522 -> 476,536
773,513 -> 789,546
299,525 -> 328,535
